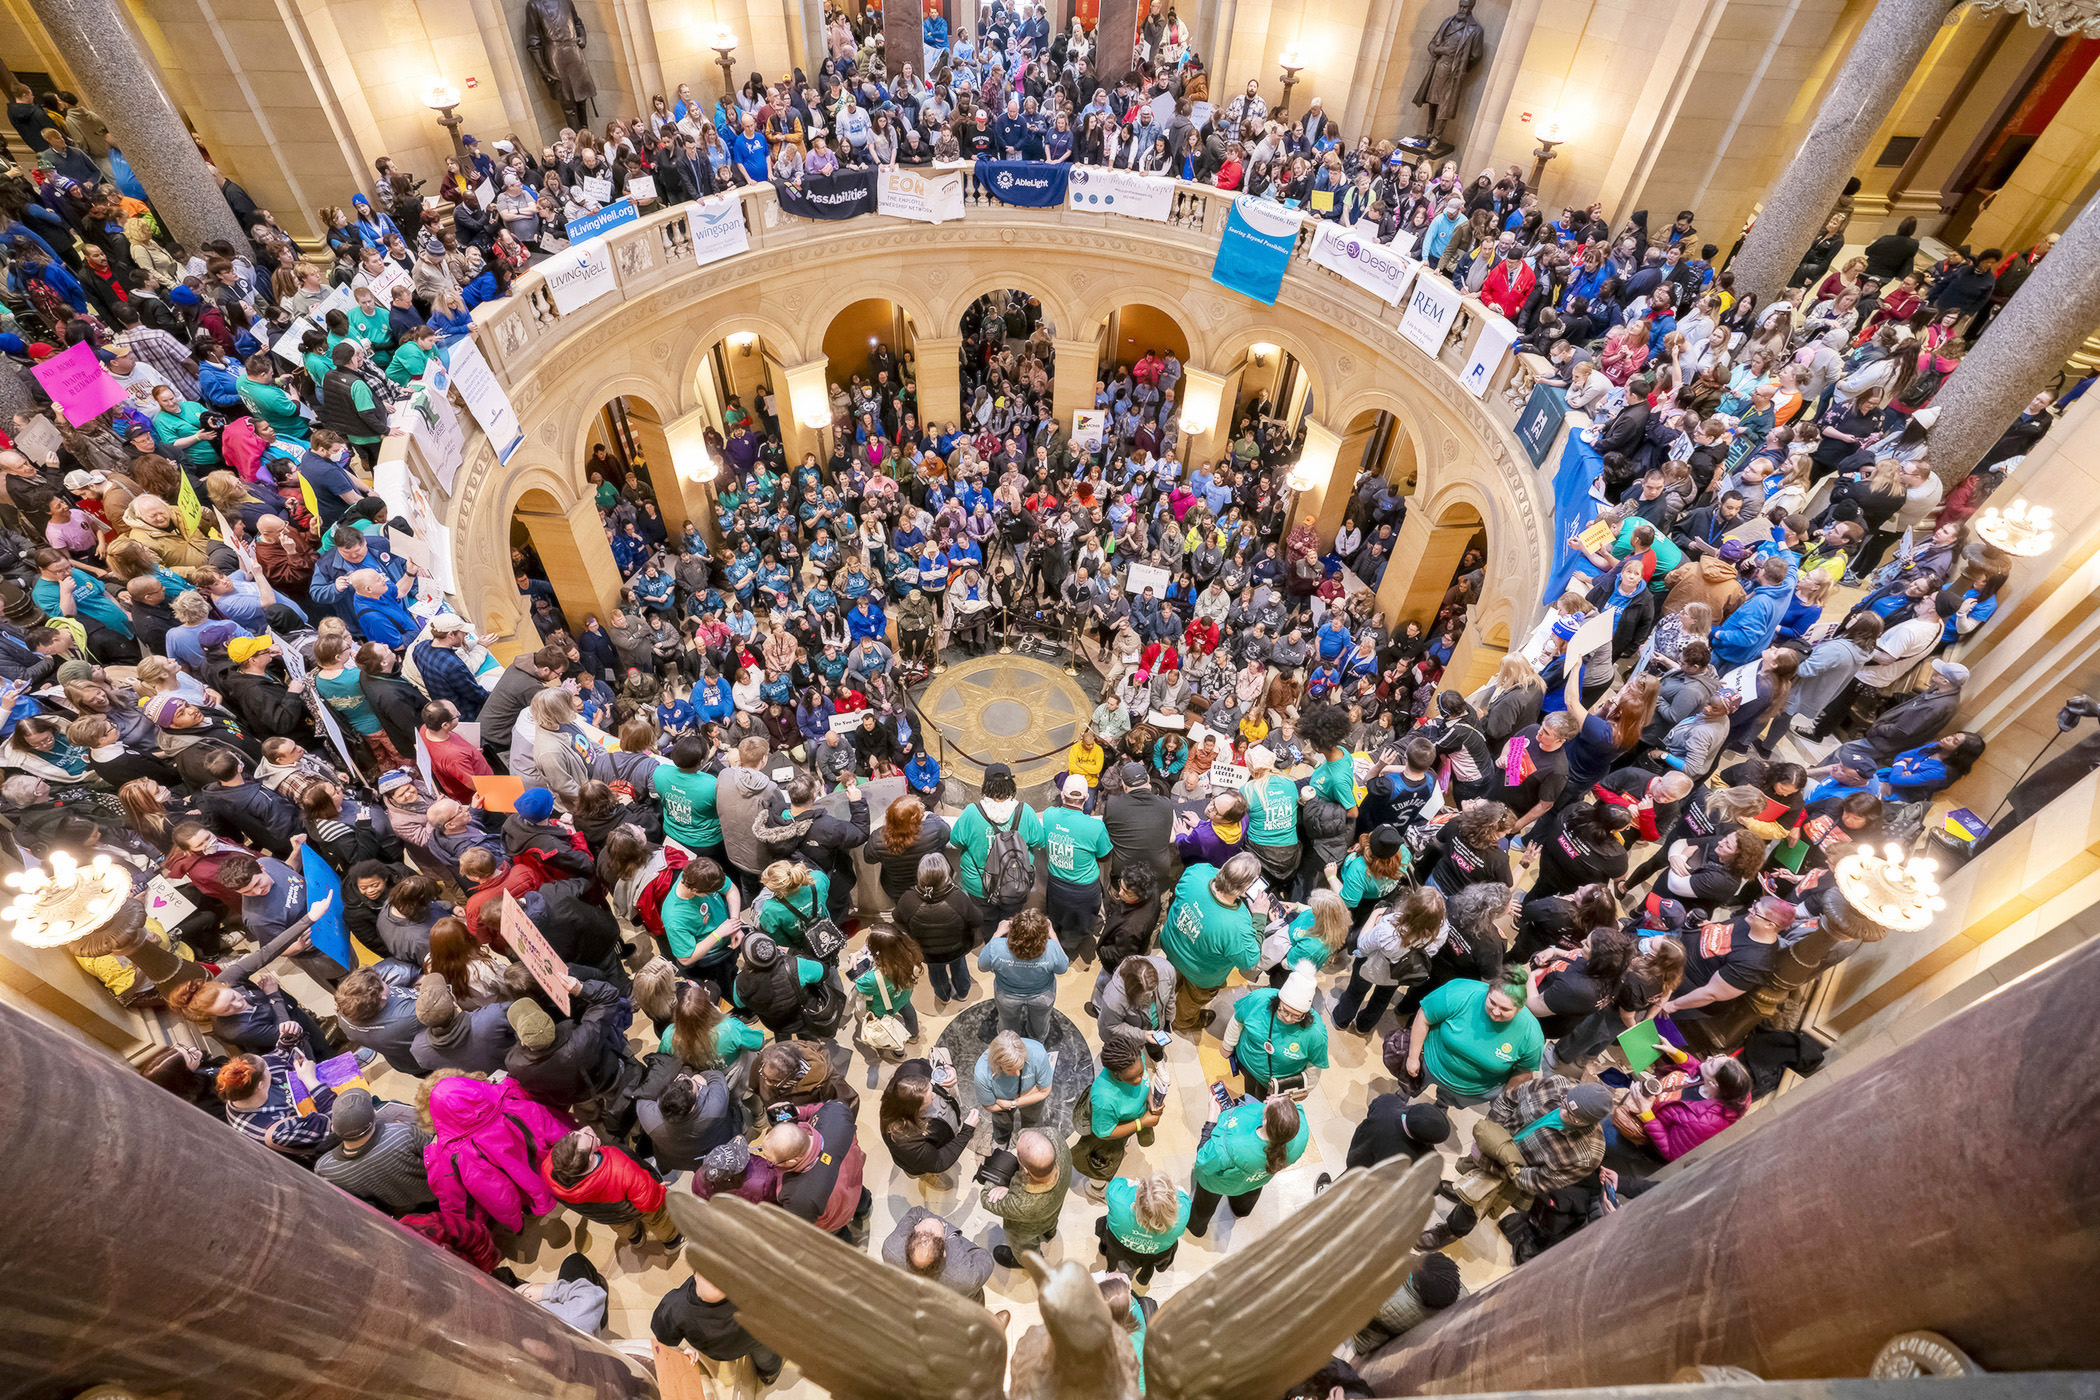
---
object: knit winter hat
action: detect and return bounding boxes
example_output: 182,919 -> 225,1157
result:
1280,962 -> 1319,1014
1403,1101 -> 1452,1146
514,787 -> 556,821
414,972 -> 458,1026
507,998 -> 556,1050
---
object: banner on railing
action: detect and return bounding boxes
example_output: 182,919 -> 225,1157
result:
1307,221 -> 1417,306
567,197 -> 637,244
878,167 -> 967,224
1515,381 -> 1571,469
974,159 -> 1070,207
541,239 -> 618,314
1072,409 -> 1107,451
1461,311 -> 1520,399
690,195 -> 752,265
443,339 -> 525,466
1398,270 -> 1465,356
1067,166 -> 1176,222
1210,196 -> 1301,306
776,169 -> 881,220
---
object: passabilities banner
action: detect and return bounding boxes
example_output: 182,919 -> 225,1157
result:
974,159 -> 1070,207
776,168 -> 881,220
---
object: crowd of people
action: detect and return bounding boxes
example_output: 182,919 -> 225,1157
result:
0,1 -> 2081,1394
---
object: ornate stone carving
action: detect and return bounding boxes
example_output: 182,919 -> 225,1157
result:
613,237 -> 654,278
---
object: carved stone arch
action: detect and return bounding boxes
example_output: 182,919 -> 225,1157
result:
796,278 -> 941,364
561,369 -> 684,492
1213,323 -> 1327,416
929,269 -> 1080,343
670,307 -> 805,406
1326,384 -> 1440,486
462,458 -> 588,656
1069,282 -> 1212,366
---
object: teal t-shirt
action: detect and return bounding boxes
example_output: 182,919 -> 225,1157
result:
661,885 -> 730,963
654,766 -> 722,849
1339,852 -> 1402,905
1420,978 -> 1545,1098
949,800 -> 1044,898
33,570 -> 132,638
316,666 -> 380,735
854,967 -> 912,1017
658,1015 -> 765,1059
757,875 -> 830,945
1279,909 -> 1332,970
1086,1064 -> 1154,1138
1041,805 -> 1113,886
1307,754 -> 1358,810
1231,987 -> 1330,1081
1158,864 -> 1261,988
1242,774 -> 1299,846
1104,1174 -> 1190,1254
1194,1097 -> 1311,1195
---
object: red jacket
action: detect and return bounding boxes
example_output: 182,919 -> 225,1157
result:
463,860 -> 547,940
542,1144 -> 667,1213
1481,257 -> 1537,320
426,731 -> 494,803
1183,618 -> 1219,655
633,846 -> 692,946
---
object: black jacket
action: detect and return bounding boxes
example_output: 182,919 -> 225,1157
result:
519,876 -> 625,973
200,778 -> 301,857
223,668 -> 312,741
359,669 -> 429,758
502,978 -> 632,1109
865,816 -> 950,900
893,883 -> 981,964
1101,787 -> 1176,880
1595,400 -> 1650,459
759,797 -> 868,918
881,1062 -> 970,1175
318,369 -> 391,441
651,1279 -> 770,1361
479,656 -> 546,750
1098,887 -> 1163,970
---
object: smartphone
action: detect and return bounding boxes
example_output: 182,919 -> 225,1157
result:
929,1046 -> 953,1071
1150,1030 -> 1173,1048
1246,875 -> 1269,901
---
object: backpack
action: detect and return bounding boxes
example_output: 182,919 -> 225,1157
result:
978,801 -> 1035,905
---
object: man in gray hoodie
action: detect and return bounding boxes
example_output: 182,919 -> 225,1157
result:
410,973 -> 517,1074
714,734 -> 788,898
333,963 -> 425,1074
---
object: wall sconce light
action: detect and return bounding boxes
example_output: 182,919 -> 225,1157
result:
784,359 -> 835,434
728,332 -> 758,357
1973,498 -> 2056,556
1286,420 -> 1341,503
711,27 -> 739,101
665,410 -> 721,486
1530,114 -> 1568,193
1250,341 -> 1278,368
3,851 -> 132,948
1278,46 -> 1305,115
1834,845 -> 1946,934
1178,366 -> 1226,437
424,79 -> 467,164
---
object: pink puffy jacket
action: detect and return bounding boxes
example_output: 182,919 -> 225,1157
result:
423,1074 -> 573,1231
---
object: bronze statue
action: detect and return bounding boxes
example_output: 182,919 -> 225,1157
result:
667,1154 -> 1442,1400
1412,0 -> 1486,151
526,0 -> 598,131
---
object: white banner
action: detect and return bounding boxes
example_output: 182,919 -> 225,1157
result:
689,196 -> 752,265
1072,408 -> 1106,451
1398,271 -> 1465,357
357,262 -> 411,302
401,382 -> 466,494
1307,220 -> 1418,306
541,240 -> 617,315
1460,311 -> 1521,399
445,339 -> 524,465
1068,165 -> 1175,222
473,178 -> 496,207
1125,562 -> 1170,598
878,166 -> 967,224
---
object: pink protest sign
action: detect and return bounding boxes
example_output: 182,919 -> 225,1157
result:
501,892 -> 573,1014
30,342 -> 127,425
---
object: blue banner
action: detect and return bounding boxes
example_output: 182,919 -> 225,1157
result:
299,844 -> 354,970
1210,196 -> 1301,306
566,197 -> 639,244
1545,430 -> 1606,604
1513,381 -> 1570,467
974,160 -> 1070,207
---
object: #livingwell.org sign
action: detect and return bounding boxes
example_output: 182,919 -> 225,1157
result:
566,197 -> 639,244
1307,220 -> 1417,306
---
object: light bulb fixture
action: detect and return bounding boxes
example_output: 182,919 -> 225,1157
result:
728,332 -> 758,357
1250,341 -> 1278,368
1278,45 -> 1305,75
711,28 -> 740,102
710,25 -> 739,54
1286,461 -> 1323,493
4,850 -> 132,949
1973,498 -> 2056,557
1834,845 -> 1947,934
664,410 -> 722,487
423,80 -> 463,112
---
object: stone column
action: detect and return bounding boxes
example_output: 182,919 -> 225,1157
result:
1726,0 -> 1959,308
0,1001 -> 654,1399
885,1 -> 927,85
778,356 -> 835,469
37,0 -> 251,254
1175,364 -> 1230,472
1094,0 -> 1144,86
524,496 -> 627,633
1374,508 -> 1475,628
1362,929 -> 2100,1392
625,406 -> 689,539
1051,335 -> 1101,430
914,335 -> 964,430
1457,0 -> 1544,181
1924,192 -> 2100,488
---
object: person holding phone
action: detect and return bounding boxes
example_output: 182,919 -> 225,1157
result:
877,1056 -> 978,1188
1187,1090 -> 1309,1236
1071,1028 -> 1166,1195
972,1030 -> 1051,1147
1221,964 -> 1328,1099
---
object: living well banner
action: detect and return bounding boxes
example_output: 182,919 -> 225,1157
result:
776,168 -> 881,220
974,159 -> 1070,207
1307,220 -> 1417,306
1210,196 -> 1302,306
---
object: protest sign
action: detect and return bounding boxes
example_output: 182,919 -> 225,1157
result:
626,175 -> 657,204
1461,312 -> 1520,398
565,198 -> 639,246
1072,408 -> 1107,451
1211,196 -> 1300,306
444,339 -> 525,465
689,196 -> 752,264
298,845 -> 354,970
502,893 -> 573,1014
1125,562 -> 1171,597
30,342 -> 126,424
1307,220 -> 1417,305
580,174 -> 615,204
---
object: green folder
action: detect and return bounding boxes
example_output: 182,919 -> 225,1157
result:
1618,1019 -> 1666,1072
1770,837 -> 1811,874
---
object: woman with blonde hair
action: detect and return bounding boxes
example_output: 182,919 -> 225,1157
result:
1260,886 -> 1350,986
1649,599 -> 1713,667
118,777 -> 205,854
1097,1168 -> 1191,1288
755,859 -> 830,953
514,686 -> 595,808
1468,651 -> 1546,748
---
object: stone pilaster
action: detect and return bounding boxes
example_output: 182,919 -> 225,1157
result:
913,335 -> 964,430
1926,192 -> 2100,487
37,0 -> 250,255
1727,0 -> 1960,308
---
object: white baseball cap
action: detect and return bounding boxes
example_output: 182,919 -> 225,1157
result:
1062,774 -> 1090,801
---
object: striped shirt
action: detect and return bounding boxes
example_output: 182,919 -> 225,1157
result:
315,1119 -> 436,1212
113,324 -> 201,397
